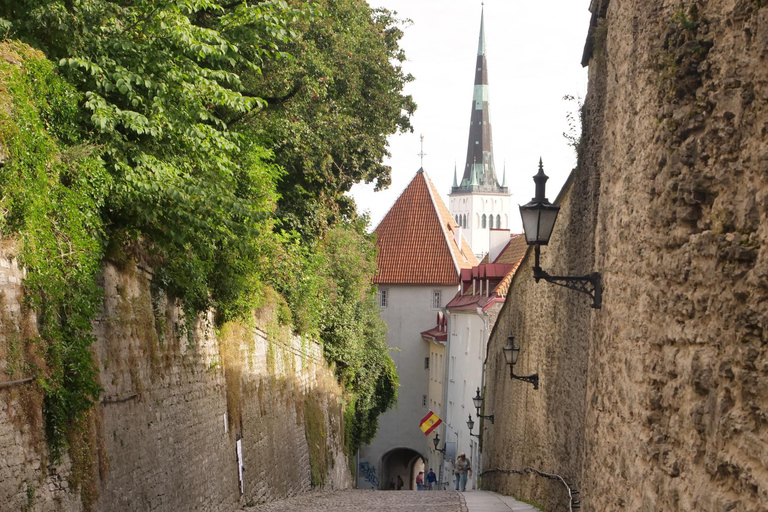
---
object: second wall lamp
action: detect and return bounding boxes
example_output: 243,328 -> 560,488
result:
519,159 -> 602,309
503,334 -> 539,390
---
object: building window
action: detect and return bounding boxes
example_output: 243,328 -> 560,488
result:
379,289 -> 388,308
425,356 -> 430,370
463,214 -> 467,228
489,215 -> 494,229
423,395 -> 427,407
439,354 -> 443,383
432,290 -> 441,310
482,214 -> 487,228
466,326 -> 470,355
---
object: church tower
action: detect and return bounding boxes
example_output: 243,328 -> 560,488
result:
448,7 -> 511,259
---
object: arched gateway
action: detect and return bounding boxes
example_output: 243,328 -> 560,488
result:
379,448 -> 424,490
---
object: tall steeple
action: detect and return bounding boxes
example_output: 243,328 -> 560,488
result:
452,6 -> 506,195
447,6 -> 511,259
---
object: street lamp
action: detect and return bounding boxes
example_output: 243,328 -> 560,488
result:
472,387 -> 494,424
503,334 -> 539,390
519,159 -> 602,309
466,415 -> 480,438
433,433 -> 446,454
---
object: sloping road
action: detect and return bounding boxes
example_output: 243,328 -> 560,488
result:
243,489 -> 541,512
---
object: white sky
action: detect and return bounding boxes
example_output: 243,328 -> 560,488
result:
349,0 -> 592,233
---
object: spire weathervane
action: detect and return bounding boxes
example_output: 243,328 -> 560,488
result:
418,134 -> 427,169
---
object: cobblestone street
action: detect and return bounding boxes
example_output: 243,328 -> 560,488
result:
243,490 -> 465,512
243,489 -> 542,512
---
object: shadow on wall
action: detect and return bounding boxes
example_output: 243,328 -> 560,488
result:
380,448 -> 424,490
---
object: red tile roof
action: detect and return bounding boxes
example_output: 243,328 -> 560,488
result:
493,233 -> 528,265
374,170 -> 478,285
491,234 -> 528,296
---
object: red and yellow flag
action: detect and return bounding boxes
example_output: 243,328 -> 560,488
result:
419,411 -> 442,435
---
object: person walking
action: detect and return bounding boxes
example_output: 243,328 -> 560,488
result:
416,471 -> 425,490
454,453 -> 471,491
396,475 -> 404,490
426,468 -> 437,490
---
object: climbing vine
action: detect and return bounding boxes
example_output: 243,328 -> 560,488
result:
0,41 -> 109,461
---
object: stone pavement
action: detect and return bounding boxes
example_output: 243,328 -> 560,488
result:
241,489 -> 541,512
243,489 -> 464,511
462,490 -> 542,511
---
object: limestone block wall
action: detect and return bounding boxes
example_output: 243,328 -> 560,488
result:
482,1 -> 768,511
0,249 -> 351,512
583,0 -> 768,510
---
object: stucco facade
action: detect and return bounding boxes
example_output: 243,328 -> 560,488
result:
356,283 -> 459,490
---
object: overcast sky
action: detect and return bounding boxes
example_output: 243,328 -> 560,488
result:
349,0 -> 592,233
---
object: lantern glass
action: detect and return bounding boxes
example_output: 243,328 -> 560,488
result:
467,415 -> 475,431
472,388 -> 483,410
433,434 -> 440,450
519,202 -> 560,245
503,336 -> 515,365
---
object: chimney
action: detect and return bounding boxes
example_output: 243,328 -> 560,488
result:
488,229 -> 511,263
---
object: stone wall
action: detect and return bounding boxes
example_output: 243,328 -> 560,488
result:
0,248 -> 351,511
483,1 -> 768,511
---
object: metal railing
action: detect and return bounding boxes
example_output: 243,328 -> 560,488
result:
480,467 -> 580,511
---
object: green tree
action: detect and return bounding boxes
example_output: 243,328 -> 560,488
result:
247,0 -> 416,239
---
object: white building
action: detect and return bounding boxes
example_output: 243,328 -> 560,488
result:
356,168 -> 477,491
445,234 -> 526,489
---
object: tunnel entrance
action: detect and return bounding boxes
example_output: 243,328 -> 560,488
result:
380,448 -> 425,490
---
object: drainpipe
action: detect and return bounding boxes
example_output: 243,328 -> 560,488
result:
477,306 -> 491,490
440,307 -> 453,490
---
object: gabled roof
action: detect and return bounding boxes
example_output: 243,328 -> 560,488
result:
493,233 -> 528,265
374,170 -> 478,285
443,233 -> 528,312
491,233 -> 528,296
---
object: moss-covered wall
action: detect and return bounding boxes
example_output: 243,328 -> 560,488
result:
0,252 -> 351,511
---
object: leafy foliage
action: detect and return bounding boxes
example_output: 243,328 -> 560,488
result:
271,221 -> 398,452
0,0 -> 408,464
249,0 -> 416,239
0,42 -> 108,460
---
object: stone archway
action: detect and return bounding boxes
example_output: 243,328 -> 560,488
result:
379,448 -> 424,490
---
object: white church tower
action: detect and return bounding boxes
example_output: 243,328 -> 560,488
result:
448,8 -> 511,260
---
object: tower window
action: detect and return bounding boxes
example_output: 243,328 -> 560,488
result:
496,214 -> 501,228
489,215 -> 494,229
433,290 -> 442,310
482,214 -> 487,228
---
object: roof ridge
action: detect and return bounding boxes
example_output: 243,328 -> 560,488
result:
423,171 -> 462,277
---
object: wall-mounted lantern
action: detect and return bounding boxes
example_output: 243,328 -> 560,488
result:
503,334 -> 539,390
519,159 -> 602,309
433,432 -> 446,454
466,415 -> 481,438
472,387 -> 494,424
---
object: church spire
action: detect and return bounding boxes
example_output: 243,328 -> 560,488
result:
452,162 -> 458,188
453,6 -> 506,194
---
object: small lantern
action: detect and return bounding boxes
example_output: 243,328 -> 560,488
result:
472,387 -> 483,410
519,159 -> 560,246
433,433 -> 440,450
503,335 -> 520,366
466,415 -> 474,432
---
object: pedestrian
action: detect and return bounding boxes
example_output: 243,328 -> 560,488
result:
454,453 -> 472,491
397,474 -> 404,490
389,479 -> 395,490
416,471 -> 424,491
426,468 -> 437,490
